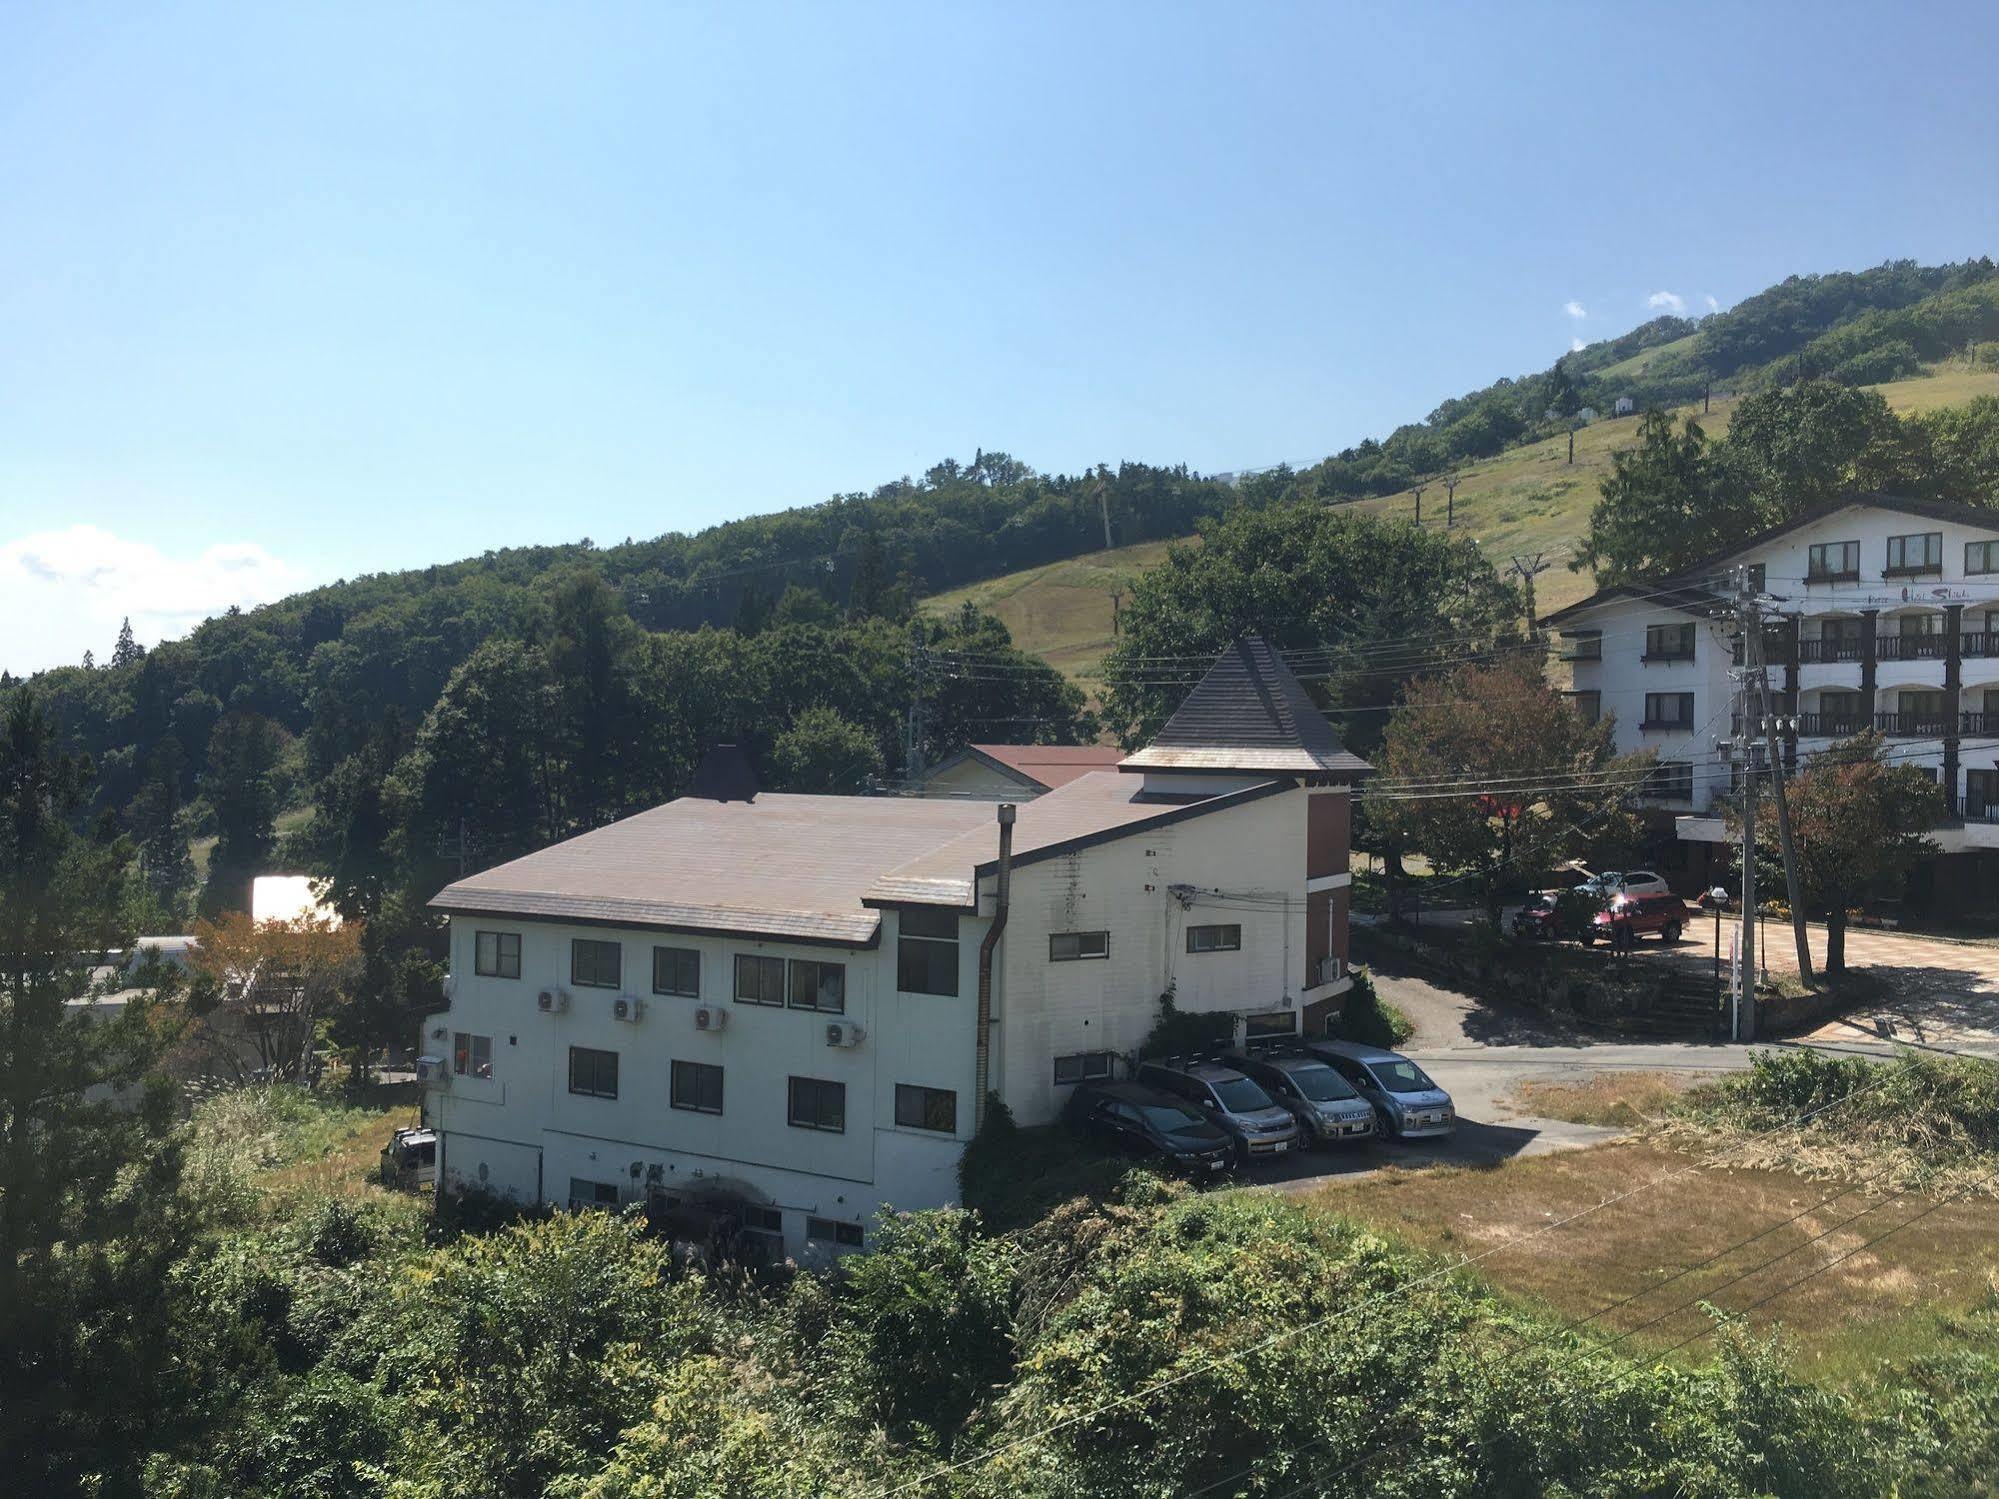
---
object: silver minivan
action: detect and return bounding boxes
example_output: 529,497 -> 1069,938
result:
1223,1049 -> 1378,1146
1303,1041 -> 1456,1140
1135,1059 -> 1302,1162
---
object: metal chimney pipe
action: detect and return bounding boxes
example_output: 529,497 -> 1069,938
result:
973,802 -> 1016,1132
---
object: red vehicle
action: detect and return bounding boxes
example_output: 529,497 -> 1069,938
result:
1586,891 -> 1690,946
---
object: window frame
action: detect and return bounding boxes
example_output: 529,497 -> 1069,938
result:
1640,761 -> 1695,802
1885,531 -> 1944,575
1642,691 -> 1696,729
568,1178 -> 620,1211
733,953 -> 787,1006
1807,539 -> 1861,580
741,1205 -> 783,1236
567,1045 -> 620,1100
896,908 -> 961,996
452,1031 -> 492,1079
474,930 -> 521,980
570,938 -> 622,990
786,958 -> 847,1015
1049,930 -> 1110,962
1642,622 -> 1696,661
1185,923 -> 1243,954
669,1058 -> 724,1115
1967,539 -> 1999,576
806,1216 -> 865,1247
1053,1051 -> 1115,1085
651,946 -> 701,998
787,1075 -> 846,1133
893,1082 -> 959,1134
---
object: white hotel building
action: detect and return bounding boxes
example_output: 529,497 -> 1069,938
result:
1547,494 -> 1999,910
418,639 -> 1365,1257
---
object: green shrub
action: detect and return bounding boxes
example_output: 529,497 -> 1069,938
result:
1138,984 -> 1233,1059
1330,967 -> 1414,1047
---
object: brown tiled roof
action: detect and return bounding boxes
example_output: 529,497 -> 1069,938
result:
967,743 -> 1125,789
1119,636 -> 1372,777
430,795 -> 993,947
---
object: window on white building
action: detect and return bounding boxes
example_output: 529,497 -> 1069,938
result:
896,908 -> 960,995
1967,540 -> 1999,576
1885,532 -> 1943,575
568,1045 -> 619,1099
787,959 -> 846,1014
806,1216 -> 864,1247
1643,622 -> 1696,661
1186,923 -> 1243,953
568,1178 -> 620,1211
1807,540 -> 1860,580
570,938 -> 622,990
734,954 -> 786,1006
452,1032 -> 492,1078
1643,692 -> 1695,728
787,1075 -> 845,1133
1049,931 -> 1109,961
652,946 -> 700,997
1053,1051 -> 1116,1085
670,1059 -> 724,1114
474,930 -> 520,979
1244,1012 -> 1297,1039
894,1083 -> 958,1133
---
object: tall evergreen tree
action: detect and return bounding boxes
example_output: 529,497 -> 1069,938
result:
130,737 -> 195,920
0,689 -> 187,1488
111,616 -> 144,670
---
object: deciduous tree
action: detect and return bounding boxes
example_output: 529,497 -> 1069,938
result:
188,911 -> 362,1082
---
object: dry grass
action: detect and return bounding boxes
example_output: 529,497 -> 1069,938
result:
1308,1140 -> 1999,1378
1509,1071 -> 1697,1128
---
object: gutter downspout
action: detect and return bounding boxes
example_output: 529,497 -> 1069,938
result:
974,803 -> 1016,1132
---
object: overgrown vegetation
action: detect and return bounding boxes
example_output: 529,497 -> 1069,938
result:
1667,1047 -> 1999,1200
1328,966 -> 1414,1048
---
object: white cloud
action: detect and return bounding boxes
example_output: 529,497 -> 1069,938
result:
1571,337 -> 1587,353
1704,293 -> 1720,313
0,524 -> 304,675
1647,290 -> 1687,315
1564,300 -> 1587,319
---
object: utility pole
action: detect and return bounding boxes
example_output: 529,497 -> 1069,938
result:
1443,472 -> 1467,528
1110,589 -> 1123,639
1566,424 -> 1576,465
1411,485 -> 1425,525
1733,566 -> 1759,1041
1745,593 -> 1814,984
1095,479 -> 1113,552
1510,552 -> 1549,631
904,638 -> 929,782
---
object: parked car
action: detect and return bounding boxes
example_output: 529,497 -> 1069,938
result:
1224,1049 -> 1378,1145
379,1126 -> 437,1190
1301,1041 -> 1456,1139
1062,1080 -> 1235,1176
1585,890 -> 1691,945
1135,1059 -> 1302,1161
1580,869 -> 1670,899
1512,891 -> 1564,939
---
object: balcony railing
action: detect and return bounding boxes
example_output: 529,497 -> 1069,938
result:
1964,632 -> 1997,659
1965,712 -> 1995,736
1876,633 -> 1947,661
1642,718 -> 1696,732
1799,637 -> 1864,663
1806,567 -> 1860,584
1875,711 -> 1951,737
1799,713 -> 1870,737
1882,563 -> 1943,580
1966,804 -> 1999,826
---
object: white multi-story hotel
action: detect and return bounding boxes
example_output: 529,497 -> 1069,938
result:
1547,494 -> 1999,908
417,639 -> 1366,1257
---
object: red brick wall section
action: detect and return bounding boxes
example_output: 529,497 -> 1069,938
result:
1330,885 -> 1350,970
1306,889 -> 1330,976
1306,792 -> 1350,880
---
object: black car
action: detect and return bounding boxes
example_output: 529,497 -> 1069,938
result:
1062,1080 -> 1236,1175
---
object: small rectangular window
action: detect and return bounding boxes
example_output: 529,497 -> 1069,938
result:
1808,540 -> 1860,580
568,1045 -> 619,1099
670,1059 -> 724,1114
894,1083 -> 958,1134
787,1075 -> 845,1133
741,1205 -> 783,1235
896,908 -> 960,996
1967,539 -> 1999,576
1643,692 -> 1695,728
571,938 -> 622,990
1245,1012 -> 1296,1039
1640,761 -> 1695,802
806,1216 -> 865,1247
1185,923 -> 1243,953
1885,531 -> 1943,573
734,954 -> 786,1006
787,959 -> 846,1014
474,930 -> 521,979
452,1032 -> 492,1079
1049,931 -> 1110,962
1565,689 -> 1602,725
568,1178 -> 620,1211
1643,623 -> 1696,661
1562,631 -> 1602,661
1053,1051 -> 1115,1085
652,946 -> 700,997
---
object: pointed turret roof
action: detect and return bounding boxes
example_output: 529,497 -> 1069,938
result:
1119,635 -> 1372,778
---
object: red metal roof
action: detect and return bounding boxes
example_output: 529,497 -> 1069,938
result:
967,743 -> 1126,789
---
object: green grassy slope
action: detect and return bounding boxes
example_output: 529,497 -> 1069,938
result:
924,365 -> 1999,680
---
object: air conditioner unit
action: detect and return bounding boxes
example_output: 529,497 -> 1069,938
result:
415,1055 -> 447,1083
1317,956 -> 1346,986
694,1006 -> 727,1032
441,974 -> 456,1002
613,996 -> 644,1023
537,989 -> 570,1014
825,1021 -> 866,1048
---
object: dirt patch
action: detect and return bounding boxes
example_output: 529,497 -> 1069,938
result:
1509,1071 -> 1696,1128
1306,1140 -> 1999,1378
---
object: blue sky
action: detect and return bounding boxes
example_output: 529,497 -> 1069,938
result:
3,2 -> 1997,672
